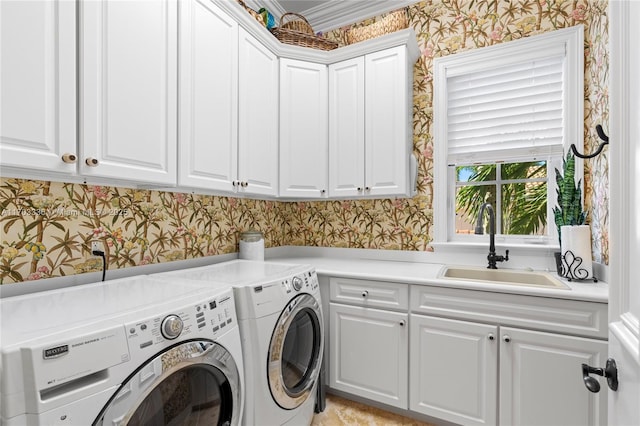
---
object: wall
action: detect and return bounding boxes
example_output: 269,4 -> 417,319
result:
0,0 -> 609,284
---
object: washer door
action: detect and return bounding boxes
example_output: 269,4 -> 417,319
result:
94,340 -> 241,426
268,293 -> 323,410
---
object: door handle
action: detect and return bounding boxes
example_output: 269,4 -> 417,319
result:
582,358 -> 618,393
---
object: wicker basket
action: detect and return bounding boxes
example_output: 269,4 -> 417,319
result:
346,9 -> 408,45
270,12 -> 338,51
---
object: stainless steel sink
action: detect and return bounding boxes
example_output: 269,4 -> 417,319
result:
439,266 -> 569,289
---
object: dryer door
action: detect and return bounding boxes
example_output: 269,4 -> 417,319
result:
94,340 -> 241,426
268,293 -> 324,410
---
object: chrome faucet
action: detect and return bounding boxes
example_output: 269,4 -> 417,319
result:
475,202 -> 509,269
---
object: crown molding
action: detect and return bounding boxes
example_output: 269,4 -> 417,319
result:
245,0 -> 419,33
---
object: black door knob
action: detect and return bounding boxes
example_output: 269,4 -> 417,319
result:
582,358 -> 619,393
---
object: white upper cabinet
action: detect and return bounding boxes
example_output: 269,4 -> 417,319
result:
0,0 -> 77,175
365,46 -> 413,197
178,0 -> 238,191
279,59 -> 328,198
237,28 -> 279,196
329,46 -> 414,198
80,0 -> 178,185
328,57 -> 365,198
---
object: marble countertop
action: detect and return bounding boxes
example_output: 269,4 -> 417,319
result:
266,255 -> 609,304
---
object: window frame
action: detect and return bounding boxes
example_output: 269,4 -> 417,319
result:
432,26 -> 584,247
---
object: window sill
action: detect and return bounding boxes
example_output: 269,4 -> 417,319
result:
430,240 -> 561,272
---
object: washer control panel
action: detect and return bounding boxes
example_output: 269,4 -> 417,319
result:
125,288 -> 237,351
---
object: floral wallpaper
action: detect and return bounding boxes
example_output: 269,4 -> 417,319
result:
0,0 -> 609,284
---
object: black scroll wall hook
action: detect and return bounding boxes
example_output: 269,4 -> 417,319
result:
571,124 -> 609,159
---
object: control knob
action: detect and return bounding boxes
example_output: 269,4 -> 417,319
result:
161,314 -> 184,340
292,276 -> 303,291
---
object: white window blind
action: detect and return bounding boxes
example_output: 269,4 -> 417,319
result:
446,55 -> 566,165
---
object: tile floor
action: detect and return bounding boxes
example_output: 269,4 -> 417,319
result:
311,394 -> 434,426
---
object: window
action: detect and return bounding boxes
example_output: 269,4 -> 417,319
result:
433,26 -> 584,246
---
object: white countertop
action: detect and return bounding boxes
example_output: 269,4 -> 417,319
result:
267,255 -> 609,304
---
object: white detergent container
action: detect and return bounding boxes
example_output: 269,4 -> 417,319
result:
239,230 -> 264,261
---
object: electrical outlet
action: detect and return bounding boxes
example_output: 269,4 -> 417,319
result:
91,240 -> 104,254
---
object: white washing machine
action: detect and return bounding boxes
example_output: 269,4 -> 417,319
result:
153,260 -> 324,426
0,275 -> 244,425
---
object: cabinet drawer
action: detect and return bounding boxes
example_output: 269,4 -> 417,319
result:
330,277 -> 408,310
411,285 -> 608,339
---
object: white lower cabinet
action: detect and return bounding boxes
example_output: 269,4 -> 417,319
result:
326,276 -> 608,426
329,303 -> 408,409
410,315 -> 498,425
410,315 -> 607,426
499,326 -> 607,426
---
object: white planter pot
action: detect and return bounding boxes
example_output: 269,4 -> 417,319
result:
560,225 -> 593,280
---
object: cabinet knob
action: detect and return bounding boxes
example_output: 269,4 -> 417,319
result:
241,181 -> 248,187
85,157 -> 99,167
399,320 -> 406,327
365,186 -> 371,191
357,187 -> 362,191
321,189 -> 326,194
503,335 -> 511,343
487,333 -> 495,341
232,181 -> 238,187
361,290 -> 369,298
61,153 -> 77,164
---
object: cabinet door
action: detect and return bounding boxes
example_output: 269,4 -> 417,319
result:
279,59 -> 328,198
0,0 -> 77,175
410,314 -> 498,426
329,303 -> 408,409
500,327 -> 607,426
328,57 -> 365,197
80,0 -> 177,185
365,46 -> 411,196
237,28 -> 278,196
178,0 -> 237,191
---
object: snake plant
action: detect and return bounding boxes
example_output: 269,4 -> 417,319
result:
553,151 -> 587,245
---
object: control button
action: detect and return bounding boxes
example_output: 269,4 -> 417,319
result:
209,301 -> 217,310
140,324 -> 147,331
220,322 -> 226,328
160,315 -> 183,340
140,341 -> 152,349
130,328 -> 136,334
292,276 -> 303,291
198,323 -> 205,329
227,318 -> 232,324
213,326 -> 220,332
196,312 -> 204,318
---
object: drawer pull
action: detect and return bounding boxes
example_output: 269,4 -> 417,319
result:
361,290 -> 369,298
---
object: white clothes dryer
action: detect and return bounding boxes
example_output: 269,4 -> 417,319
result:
0,276 -> 244,426
153,260 -> 324,426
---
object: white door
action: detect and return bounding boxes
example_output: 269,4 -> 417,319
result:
608,1 -> 640,425
409,315 -> 497,426
365,46 -> 411,197
0,0 -> 77,175
329,303 -> 408,409
80,0 -> 177,185
328,57 -> 365,198
499,327 -> 607,426
237,28 -> 278,196
178,0 -> 237,191
279,59 -> 328,198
